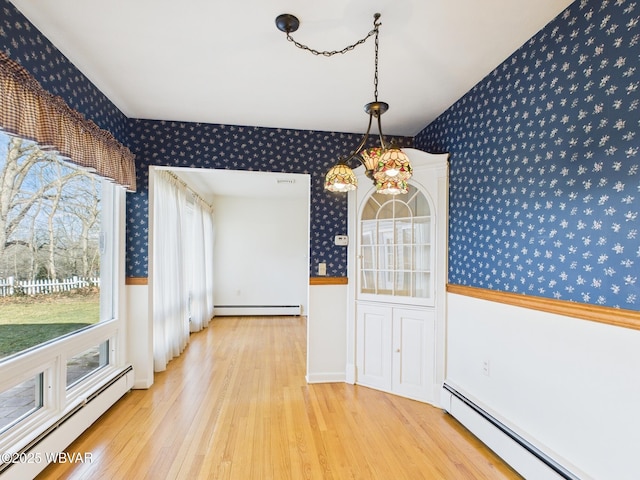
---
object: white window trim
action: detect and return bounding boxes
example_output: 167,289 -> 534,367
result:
357,184 -> 436,307
0,180 -> 130,456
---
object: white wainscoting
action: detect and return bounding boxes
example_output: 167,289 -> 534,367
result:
306,284 -> 347,383
126,284 -> 153,389
445,292 -> 640,480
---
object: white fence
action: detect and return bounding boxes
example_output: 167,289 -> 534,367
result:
0,276 -> 100,296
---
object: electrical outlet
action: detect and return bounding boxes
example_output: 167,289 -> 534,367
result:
318,262 -> 326,276
481,359 -> 490,376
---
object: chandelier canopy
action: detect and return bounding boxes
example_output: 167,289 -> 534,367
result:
275,13 -> 412,194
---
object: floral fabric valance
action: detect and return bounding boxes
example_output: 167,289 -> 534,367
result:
0,51 -> 136,191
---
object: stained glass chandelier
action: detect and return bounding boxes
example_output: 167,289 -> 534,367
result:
275,13 -> 412,194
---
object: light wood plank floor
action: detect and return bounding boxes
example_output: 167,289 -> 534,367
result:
38,316 -> 521,479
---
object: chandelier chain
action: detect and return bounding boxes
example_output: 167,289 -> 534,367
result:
373,22 -> 380,101
285,14 -> 381,58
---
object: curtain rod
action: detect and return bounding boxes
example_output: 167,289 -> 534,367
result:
163,170 -> 214,212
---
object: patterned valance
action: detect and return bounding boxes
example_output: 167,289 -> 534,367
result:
0,51 -> 136,191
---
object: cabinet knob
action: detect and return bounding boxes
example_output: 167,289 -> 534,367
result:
396,348 -> 401,353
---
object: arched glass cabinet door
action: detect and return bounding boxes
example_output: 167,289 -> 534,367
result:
359,183 -> 433,305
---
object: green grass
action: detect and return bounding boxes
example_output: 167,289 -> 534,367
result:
0,292 -> 99,358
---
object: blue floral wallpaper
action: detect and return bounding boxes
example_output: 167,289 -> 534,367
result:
126,120 -> 411,277
416,0 -> 640,309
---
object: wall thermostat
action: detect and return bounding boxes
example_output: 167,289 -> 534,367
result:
335,235 -> 349,246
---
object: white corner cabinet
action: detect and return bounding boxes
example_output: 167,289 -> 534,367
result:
346,149 -> 449,405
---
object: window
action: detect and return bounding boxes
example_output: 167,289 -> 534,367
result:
0,130 -> 124,447
360,184 -> 432,302
0,374 -> 43,434
66,341 -> 109,388
0,132 -> 102,359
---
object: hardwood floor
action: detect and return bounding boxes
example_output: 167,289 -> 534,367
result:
37,316 -> 521,479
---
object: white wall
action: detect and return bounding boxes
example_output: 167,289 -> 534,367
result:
307,284 -> 347,383
446,293 -> 640,480
213,195 -> 309,314
126,284 -> 152,388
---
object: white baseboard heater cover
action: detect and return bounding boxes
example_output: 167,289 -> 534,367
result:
0,366 -> 134,480
214,305 -> 301,316
441,383 -> 582,480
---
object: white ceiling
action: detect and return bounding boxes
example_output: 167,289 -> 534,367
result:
10,0 -> 574,137
9,0 -> 574,197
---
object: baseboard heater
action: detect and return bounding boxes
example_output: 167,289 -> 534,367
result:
441,383 -> 582,480
214,305 -> 301,316
1,366 -> 134,480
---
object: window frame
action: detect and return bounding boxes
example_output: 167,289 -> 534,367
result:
358,184 -> 435,307
0,178 -> 127,455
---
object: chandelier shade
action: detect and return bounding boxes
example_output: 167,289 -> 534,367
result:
276,12 -> 413,195
376,178 -> 409,195
373,147 -> 413,182
325,164 -> 357,192
360,147 -> 384,174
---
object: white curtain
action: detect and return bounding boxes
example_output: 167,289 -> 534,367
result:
152,170 -> 215,371
189,197 -> 215,332
204,210 -> 215,322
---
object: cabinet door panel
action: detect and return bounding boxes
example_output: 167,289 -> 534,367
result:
392,308 -> 435,402
356,304 -> 392,391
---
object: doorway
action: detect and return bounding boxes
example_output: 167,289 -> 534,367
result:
149,167 -> 311,360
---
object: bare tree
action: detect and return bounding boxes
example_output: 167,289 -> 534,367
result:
0,134 -> 93,281
76,178 -> 100,277
53,174 -> 101,278
0,136 -> 49,261
45,169 -> 64,280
